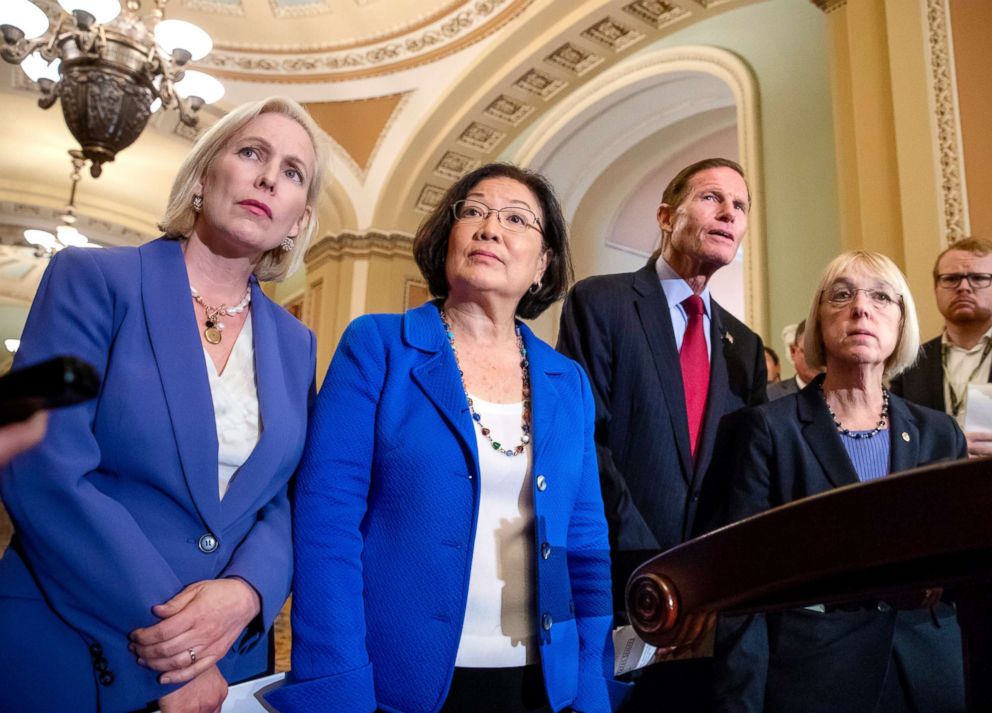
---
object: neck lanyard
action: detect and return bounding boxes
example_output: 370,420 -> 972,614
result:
941,337 -> 992,418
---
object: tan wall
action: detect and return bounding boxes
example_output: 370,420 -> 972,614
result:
950,0 -> 992,239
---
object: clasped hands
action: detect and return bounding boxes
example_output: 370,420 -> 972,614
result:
129,578 -> 260,713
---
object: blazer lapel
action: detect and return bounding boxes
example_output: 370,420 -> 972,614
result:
407,303 -> 480,474
887,394 -> 921,474
521,326 -> 564,473
221,282 -> 295,519
139,239 -> 222,531
797,380 -> 860,488
632,265 -> 694,482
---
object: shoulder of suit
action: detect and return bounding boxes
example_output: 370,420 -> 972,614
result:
570,269 -> 641,297
893,391 -> 957,430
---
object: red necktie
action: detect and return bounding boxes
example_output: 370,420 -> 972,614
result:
680,295 -> 709,457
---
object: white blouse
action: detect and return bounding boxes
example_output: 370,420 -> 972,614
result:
202,314 -> 261,499
455,394 -> 537,668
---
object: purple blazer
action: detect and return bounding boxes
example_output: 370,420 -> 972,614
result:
0,238 -> 314,711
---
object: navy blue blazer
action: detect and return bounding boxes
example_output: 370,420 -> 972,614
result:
264,302 -> 628,713
0,239 -> 315,712
557,260 -> 767,608
703,379 -> 966,713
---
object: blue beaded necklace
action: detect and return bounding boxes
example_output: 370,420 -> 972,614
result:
440,309 -> 532,457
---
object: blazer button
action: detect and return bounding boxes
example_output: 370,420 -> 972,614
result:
540,542 -> 552,560
877,601 -> 892,613
98,671 -> 115,686
542,613 -> 553,631
198,533 -> 218,553
536,475 -> 547,492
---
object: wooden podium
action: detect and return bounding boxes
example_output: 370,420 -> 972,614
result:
625,456 -> 992,711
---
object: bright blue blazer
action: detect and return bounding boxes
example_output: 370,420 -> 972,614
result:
0,238 -> 315,712
264,302 -> 629,713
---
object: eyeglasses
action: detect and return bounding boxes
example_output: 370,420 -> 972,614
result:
936,273 -> 992,289
822,286 -> 902,309
451,199 -> 543,234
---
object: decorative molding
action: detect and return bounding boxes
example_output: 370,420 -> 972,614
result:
622,1 -> 690,30
434,151 -> 481,181
269,0 -> 330,19
545,42 -> 604,76
483,94 -> 535,126
456,122 -> 506,152
0,201 -> 151,247
582,17 -> 645,52
201,0 -> 532,82
415,184 -> 448,214
925,0 -> 969,242
305,231 -> 416,267
809,0 -> 847,13
182,0 -> 245,15
513,68 -> 567,100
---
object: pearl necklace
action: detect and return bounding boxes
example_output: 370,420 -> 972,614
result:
820,385 -> 890,440
439,309 -> 532,457
190,285 -> 251,345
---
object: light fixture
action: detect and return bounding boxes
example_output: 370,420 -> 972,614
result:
25,150 -> 104,257
1,0 -> 224,178
4,339 -> 20,354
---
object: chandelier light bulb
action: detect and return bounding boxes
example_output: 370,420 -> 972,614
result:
155,20 -> 212,62
20,52 -> 61,83
58,0 -> 121,25
24,229 -> 57,250
175,70 -> 225,105
2,0 -> 51,40
4,339 -> 20,354
56,224 -> 90,247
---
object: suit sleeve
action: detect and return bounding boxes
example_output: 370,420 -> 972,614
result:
557,284 -> 658,557
1,248 -> 185,697
710,407 -> 774,713
568,366 -> 633,712
263,317 -> 384,713
221,328 -> 318,638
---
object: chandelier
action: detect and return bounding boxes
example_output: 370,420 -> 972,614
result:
24,150 -> 98,256
1,0 -> 224,178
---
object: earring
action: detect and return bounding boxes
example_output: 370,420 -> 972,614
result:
192,194 -> 203,213
528,280 -> 541,295
280,237 -> 295,252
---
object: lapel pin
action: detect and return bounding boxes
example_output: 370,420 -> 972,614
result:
723,332 -> 734,345
901,432 -> 910,442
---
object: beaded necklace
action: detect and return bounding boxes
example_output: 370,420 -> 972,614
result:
190,285 -> 251,345
820,385 -> 890,439
439,309 -> 532,457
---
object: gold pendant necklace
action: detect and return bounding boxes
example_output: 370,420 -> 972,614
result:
190,285 -> 251,344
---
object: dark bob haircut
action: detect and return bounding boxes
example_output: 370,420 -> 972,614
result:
412,163 -> 573,320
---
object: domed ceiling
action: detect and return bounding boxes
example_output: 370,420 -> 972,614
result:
169,0 -> 531,81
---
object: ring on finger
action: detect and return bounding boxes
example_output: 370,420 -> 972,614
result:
188,647 -> 197,666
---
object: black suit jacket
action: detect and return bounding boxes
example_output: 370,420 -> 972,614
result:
704,379 -> 966,713
889,336 -> 945,411
557,260 -> 767,608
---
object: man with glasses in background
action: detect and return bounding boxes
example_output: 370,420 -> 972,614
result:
891,236 -> 992,456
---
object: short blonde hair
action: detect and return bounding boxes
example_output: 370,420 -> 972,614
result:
159,97 -> 329,282
804,251 -> 920,380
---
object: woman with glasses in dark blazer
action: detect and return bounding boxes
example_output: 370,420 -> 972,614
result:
704,251 -> 966,713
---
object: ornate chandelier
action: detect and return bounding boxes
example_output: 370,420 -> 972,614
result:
1,0 -> 223,178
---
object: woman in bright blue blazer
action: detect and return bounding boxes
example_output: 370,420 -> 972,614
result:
266,164 -> 628,713
0,98 -> 326,712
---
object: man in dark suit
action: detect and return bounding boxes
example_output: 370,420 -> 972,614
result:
891,236 -> 992,456
557,157 -> 767,710
766,319 -> 821,400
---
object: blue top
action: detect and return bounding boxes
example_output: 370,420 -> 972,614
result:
840,431 -> 891,482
